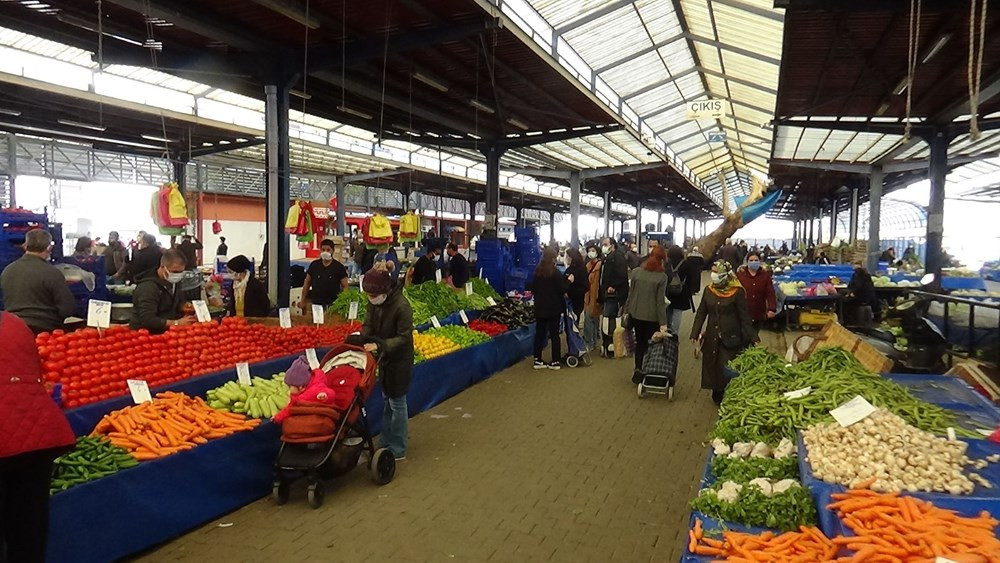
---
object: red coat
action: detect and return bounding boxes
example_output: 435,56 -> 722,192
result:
735,266 -> 777,322
0,312 -> 75,459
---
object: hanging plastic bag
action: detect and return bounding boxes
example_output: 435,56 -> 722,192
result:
55,264 -> 96,292
285,200 -> 301,232
212,220 -> 222,235
167,183 -> 189,227
613,326 -> 628,359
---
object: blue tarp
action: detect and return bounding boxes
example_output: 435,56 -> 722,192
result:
47,325 -> 534,563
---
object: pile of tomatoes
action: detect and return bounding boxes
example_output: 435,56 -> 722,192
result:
467,320 -> 508,338
36,317 -> 362,408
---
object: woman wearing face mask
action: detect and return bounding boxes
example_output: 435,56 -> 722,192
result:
302,239 -> 349,309
734,251 -> 777,333
582,242 -> 603,352
564,247 -> 588,320
360,269 -> 414,461
225,255 -> 271,318
130,249 -> 195,334
690,260 -> 755,405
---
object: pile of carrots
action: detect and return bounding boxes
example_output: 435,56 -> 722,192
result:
687,519 -> 837,561
688,486 -> 1000,562
829,488 -> 1000,562
90,392 -> 261,460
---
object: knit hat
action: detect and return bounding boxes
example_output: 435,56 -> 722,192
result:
284,356 -> 312,387
226,254 -> 252,273
362,269 -> 392,295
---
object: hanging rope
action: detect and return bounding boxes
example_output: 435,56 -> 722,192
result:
375,2 -> 392,148
903,0 -> 921,142
968,0 -> 988,140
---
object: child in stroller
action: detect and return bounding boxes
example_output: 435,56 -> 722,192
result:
272,343 -> 396,508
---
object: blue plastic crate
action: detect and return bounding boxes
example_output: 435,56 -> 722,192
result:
884,373 -> 1000,415
682,510 -> 780,563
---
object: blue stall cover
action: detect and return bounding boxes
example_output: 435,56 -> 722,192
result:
47,325 -> 534,563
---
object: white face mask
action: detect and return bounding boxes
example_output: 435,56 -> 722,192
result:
368,294 -> 387,306
320,251 -> 333,261
233,273 -> 248,289
166,272 -> 185,284
602,246 -> 612,255
710,272 -> 723,284
587,250 -> 598,259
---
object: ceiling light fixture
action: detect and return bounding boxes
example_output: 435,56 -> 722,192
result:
0,108 -> 21,117
413,72 -> 449,92
507,117 -> 529,130
141,134 -> 174,143
921,34 -> 952,64
892,78 -> 908,96
469,99 -> 495,114
57,119 -> 106,131
393,124 -> 420,135
338,105 -> 373,120
290,89 -> 312,100
876,102 -> 891,116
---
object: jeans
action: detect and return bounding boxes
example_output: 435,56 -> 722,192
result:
601,298 -> 620,353
582,311 -> 600,352
381,395 -> 408,458
667,308 -> 684,336
632,319 -> 659,379
533,316 -> 561,363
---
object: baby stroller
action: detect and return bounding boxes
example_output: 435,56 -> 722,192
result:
637,331 -> 679,399
272,343 -> 396,508
563,299 -> 592,368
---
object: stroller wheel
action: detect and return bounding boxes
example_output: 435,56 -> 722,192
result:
272,479 -> 289,505
371,448 -> 396,486
307,481 -> 325,509
566,355 -> 580,368
637,383 -> 645,398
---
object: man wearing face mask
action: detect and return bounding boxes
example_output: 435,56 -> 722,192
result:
445,243 -> 469,288
130,249 -> 195,334
225,255 -> 270,318
360,269 -> 414,461
0,229 -> 76,334
597,238 -> 629,356
409,245 -> 440,286
302,239 -> 349,308
735,251 -> 777,333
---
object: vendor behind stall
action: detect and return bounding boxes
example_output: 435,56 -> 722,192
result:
302,239 -> 349,307
445,243 -> 469,288
409,245 -> 440,285
226,255 -> 270,318
130,249 -> 194,333
0,229 -> 76,335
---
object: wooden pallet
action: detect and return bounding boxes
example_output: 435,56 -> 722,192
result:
800,320 -> 893,373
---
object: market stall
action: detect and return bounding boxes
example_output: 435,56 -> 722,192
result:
681,334 -> 1000,562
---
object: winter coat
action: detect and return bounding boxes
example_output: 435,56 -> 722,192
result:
362,284 -> 414,398
719,244 -> 741,270
735,266 -> 777,322
666,254 -> 703,313
565,261 -> 588,315
529,272 -> 569,319
691,288 -> 755,392
226,277 -> 271,318
584,259 -> 602,318
0,254 -> 76,333
624,268 -> 668,326
0,312 -> 75,459
598,249 -> 629,304
105,241 -> 129,278
130,276 -> 184,334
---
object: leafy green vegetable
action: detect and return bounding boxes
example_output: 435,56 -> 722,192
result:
329,288 -> 367,322
404,281 -> 464,322
689,483 -> 816,532
710,456 -> 799,483
470,277 -> 500,300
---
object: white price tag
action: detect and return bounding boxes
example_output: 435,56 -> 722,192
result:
783,386 -> 812,399
278,308 -> 292,328
126,379 -> 152,404
947,427 -> 957,441
311,304 -> 325,325
830,395 -> 877,427
487,297 -> 497,306
459,310 -> 469,324
977,428 -> 994,437
435,269 -> 442,283
236,362 -> 252,386
430,316 -> 442,329
192,300 -> 211,323
936,558 -> 960,563
483,277 -> 489,286
348,301 -> 359,320
87,299 -> 111,329
359,274 -> 364,290
306,348 -> 319,370
479,268 -> 483,278
465,282 -> 473,296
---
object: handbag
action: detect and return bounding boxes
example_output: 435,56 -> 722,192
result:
720,331 -> 744,349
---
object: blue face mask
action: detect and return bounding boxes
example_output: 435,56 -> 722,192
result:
748,260 -> 761,271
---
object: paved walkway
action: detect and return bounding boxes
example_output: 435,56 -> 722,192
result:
135,298 -> 794,563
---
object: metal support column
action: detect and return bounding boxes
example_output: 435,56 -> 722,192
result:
807,216 -> 814,245
849,187 -> 859,244
867,165 -> 884,272
515,206 -> 523,228
602,192 -> 611,238
656,213 -> 663,232
830,199 -> 838,242
335,177 -> 346,236
481,143 -> 504,239
6,134 -> 16,207
634,199 -> 642,251
264,83 -> 291,307
549,211 -> 556,243
569,171 -> 581,247
925,129 -> 950,286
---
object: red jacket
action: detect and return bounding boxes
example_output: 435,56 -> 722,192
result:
0,312 -> 75,459
735,266 -> 777,322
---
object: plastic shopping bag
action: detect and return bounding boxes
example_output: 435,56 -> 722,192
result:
613,326 -> 628,359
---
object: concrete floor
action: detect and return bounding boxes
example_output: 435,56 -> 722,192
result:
133,298 -> 795,563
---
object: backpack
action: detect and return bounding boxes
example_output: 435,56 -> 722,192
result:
666,258 -> 686,297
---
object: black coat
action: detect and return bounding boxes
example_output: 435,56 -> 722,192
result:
362,284 -> 414,398
226,277 -> 271,318
530,272 -> 569,319
130,246 -> 162,282
130,277 -> 182,334
449,253 -> 470,287
667,254 -> 705,312
410,255 -> 437,285
565,261 -> 588,314
598,250 -> 629,303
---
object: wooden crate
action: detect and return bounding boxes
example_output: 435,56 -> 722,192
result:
803,320 -> 893,373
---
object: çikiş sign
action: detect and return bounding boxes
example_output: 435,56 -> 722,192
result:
686,99 -> 727,119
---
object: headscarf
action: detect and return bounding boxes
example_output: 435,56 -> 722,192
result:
709,259 -> 741,296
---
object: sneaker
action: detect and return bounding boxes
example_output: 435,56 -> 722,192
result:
668,386 -> 675,401
548,362 -> 561,370
533,360 -> 547,370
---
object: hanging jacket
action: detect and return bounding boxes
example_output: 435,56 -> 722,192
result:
584,259 -> 602,318
0,312 -> 76,459
285,201 -> 302,232
167,183 -> 188,227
